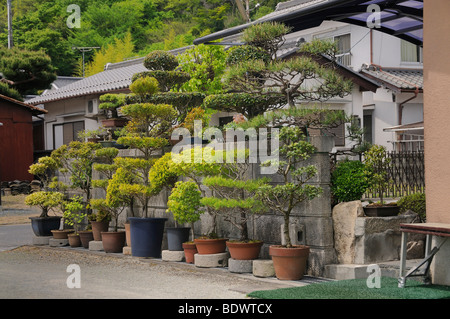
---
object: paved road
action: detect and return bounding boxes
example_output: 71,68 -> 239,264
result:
0,224 -> 314,300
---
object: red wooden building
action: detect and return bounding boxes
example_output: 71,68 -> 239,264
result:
0,94 -> 47,182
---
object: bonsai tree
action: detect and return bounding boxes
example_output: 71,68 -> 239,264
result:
25,191 -> 65,218
63,195 -> 87,234
363,144 -> 392,205
255,126 -> 322,248
200,149 -> 268,242
28,156 -> 60,191
166,180 -> 204,241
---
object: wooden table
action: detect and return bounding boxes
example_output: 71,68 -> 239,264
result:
399,223 -> 450,287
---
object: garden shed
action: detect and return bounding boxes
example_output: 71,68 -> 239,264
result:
0,94 -> 47,182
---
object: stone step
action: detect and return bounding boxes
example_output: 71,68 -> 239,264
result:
324,259 -> 422,280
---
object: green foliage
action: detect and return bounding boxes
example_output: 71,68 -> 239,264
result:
63,195 -> 87,233
397,193 -> 426,222
181,107 -> 211,135
99,94 -> 127,118
242,22 -> 292,58
331,160 -> 370,203
148,152 -> 179,195
364,144 -> 391,204
177,43 -> 227,94
203,93 -> 286,119
167,181 -> 203,225
28,156 -> 59,189
0,46 -> 56,96
143,50 -> 179,71
25,191 -> 65,217
132,71 -> 191,92
129,76 -> 160,97
0,82 -> 23,101
225,45 -> 271,66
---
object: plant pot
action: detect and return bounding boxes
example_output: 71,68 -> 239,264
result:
363,205 -> 400,217
78,231 -> 94,249
68,234 -> 81,247
129,217 -> 167,258
101,118 -> 128,128
182,242 -> 197,264
29,216 -> 62,237
91,220 -> 110,241
125,222 -> 131,246
226,241 -> 263,260
166,227 -> 191,251
194,238 -> 228,255
101,231 -> 126,253
51,229 -> 74,239
269,245 -> 310,280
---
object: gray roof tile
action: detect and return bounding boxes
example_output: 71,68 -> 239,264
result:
361,67 -> 423,91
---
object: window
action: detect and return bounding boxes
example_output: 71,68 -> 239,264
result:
401,40 -> 422,63
363,113 -> 373,144
53,121 -> 85,149
335,34 -> 351,66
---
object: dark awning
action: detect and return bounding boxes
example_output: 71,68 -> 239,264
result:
193,0 -> 423,46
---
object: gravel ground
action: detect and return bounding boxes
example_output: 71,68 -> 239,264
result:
0,245 -> 305,299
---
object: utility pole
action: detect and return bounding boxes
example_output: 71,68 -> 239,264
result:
7,0 -> 13,48
72,47 -> 100,77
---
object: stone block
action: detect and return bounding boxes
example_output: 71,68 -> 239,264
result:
33,236 -> 51,246
49,238 -> 69,247
162,250 -> 185,262
194,252 -> 229,268
252,259 -> 275,278
228,258 -> 253,273
89,240 -> 104,251
123,246 -> 132,255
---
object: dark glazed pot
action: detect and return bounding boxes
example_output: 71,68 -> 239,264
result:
129,217 -> 167,258
29,216 -> 62,237
166,227 -> 191,251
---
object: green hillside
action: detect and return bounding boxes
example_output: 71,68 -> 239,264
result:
0,0 -> 280,77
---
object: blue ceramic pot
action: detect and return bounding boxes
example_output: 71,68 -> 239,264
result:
129,217 -> 167,257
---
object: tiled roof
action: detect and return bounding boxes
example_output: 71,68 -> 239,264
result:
257,0 -> 328,21
27,46 -> 192,105
27,63 -> 147,105
360,66 -> 423,92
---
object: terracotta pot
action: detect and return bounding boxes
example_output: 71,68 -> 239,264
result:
182,242 -> 197,264
78,231 -> 94,249
125,222 -> 131,246
269,245 -> 310,280
194,238 -> 227,255
91,221 -> 110,241
101,118 -> 128,128
226,241 -> 263,260
51,229 -> 74,239
68,234 -> 81,247
101,231 -> 126,253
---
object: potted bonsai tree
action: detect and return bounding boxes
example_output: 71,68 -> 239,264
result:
170,146 -> 228,255
63,195 -> 86,247
27,156 -> 64,236
363,144 -> 399,217
200,149 -> 268,260
255,126 -> 322,280
166,180 -> 204,261
99,93 -> 129,128
25,191 -> 65,237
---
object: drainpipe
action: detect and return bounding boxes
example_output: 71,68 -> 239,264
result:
398,87 -> 420,126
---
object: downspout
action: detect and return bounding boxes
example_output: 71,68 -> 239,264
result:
397,87 -> 420,151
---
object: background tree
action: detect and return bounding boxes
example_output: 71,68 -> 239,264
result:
0,46 -> 56,96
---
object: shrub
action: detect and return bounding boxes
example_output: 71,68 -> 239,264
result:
129,76 -> 159,96
331,160 -> 370,203
397,193 -> 426,221
143,50 -> 178,71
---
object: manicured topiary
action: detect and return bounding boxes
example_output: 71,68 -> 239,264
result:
397,193 -> 426,221
143,50 -> 178,71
